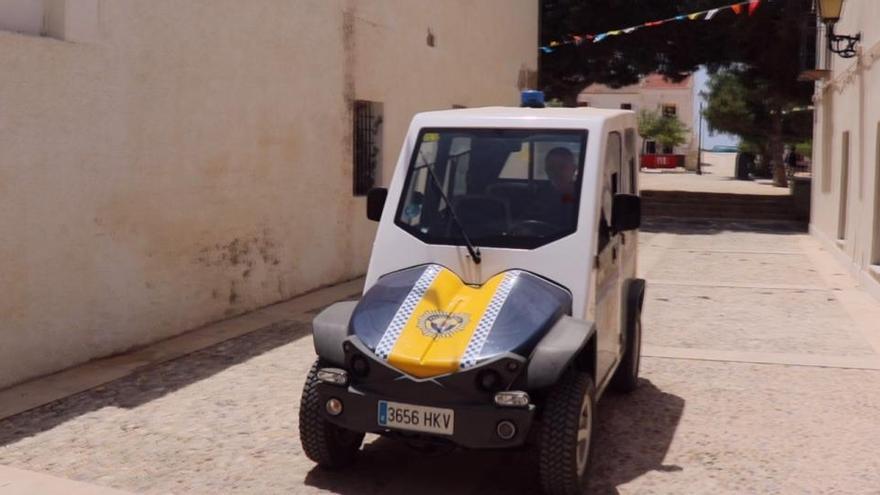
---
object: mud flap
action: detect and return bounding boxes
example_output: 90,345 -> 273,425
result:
312,301 -> 358,367
525,316 -> 596,390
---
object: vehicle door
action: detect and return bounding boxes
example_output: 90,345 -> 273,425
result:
594,131 -> 623,388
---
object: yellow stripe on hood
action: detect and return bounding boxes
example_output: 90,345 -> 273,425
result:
387,268 -> 505,378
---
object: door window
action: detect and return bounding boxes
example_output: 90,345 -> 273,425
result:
624,128 -> 637,193
599,132 -> 622,252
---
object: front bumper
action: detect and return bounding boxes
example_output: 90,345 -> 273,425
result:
316,382 -> 535,449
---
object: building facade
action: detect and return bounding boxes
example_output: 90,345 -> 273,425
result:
0,0 -> 538,388
578,74 -> 697,158
810,0 -> 880,301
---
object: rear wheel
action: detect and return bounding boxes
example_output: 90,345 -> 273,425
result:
299,360 -> 364,468
538,369 -> 596,495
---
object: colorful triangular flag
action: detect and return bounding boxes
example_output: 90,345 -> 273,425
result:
688,12 -> 703,20
705,8 -> 720,20
731,4 -> 743,15
540,46 -> 553,53
748,0 -> 761,16
623,26 -> 638,34
593,33 -> 608,43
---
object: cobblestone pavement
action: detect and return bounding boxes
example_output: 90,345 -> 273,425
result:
2,218 -> 880,494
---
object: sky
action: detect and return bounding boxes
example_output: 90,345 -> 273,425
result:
692,66 -> 739,149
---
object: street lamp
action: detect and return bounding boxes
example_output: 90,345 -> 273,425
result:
816,0 -> 860,59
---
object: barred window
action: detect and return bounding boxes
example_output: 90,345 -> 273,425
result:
353,100 -> 383,196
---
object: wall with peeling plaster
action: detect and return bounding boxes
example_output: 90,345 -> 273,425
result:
0,0 -> 537,388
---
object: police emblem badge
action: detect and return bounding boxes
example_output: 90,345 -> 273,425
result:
417,310 -> 470,338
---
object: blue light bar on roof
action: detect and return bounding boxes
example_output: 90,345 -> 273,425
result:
521,90 -> 545,108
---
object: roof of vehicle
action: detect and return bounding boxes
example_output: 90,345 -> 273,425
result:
411,106 -> 633,129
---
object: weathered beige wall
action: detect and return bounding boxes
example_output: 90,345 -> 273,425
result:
810,0 -> 880,301
0,0 -> 537,388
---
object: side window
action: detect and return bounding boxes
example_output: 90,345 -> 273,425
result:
605,132 -> 622,197
624,128 -> 638,193
499,146 -> 530,179
599,132 -> 622,251
535,141 -> 581,180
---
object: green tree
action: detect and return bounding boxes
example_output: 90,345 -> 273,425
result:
540,0 -> 814,185
702,67 -> 813,186
540,0 -> 811,100
638,109 -> 689,152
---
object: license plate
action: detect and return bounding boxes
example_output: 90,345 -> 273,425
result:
377,400 -> 454,435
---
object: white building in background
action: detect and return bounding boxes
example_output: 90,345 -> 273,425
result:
809,0 -> 880,301
0,0 -> 538,389
578,74 -> 697,159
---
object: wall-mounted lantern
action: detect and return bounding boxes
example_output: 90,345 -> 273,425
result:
817,0 -> 860,58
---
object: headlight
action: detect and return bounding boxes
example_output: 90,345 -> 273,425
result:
494,391 -> 530,408
316,367 -> 349,386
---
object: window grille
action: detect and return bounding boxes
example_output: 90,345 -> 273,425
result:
353,101 -> 383,196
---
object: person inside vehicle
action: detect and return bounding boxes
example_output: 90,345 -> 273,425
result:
526,147 -> 579,231
545,147 -> 577,199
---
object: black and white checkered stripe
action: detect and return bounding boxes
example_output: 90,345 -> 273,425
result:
374,264 -> 443,360
459,270 -> 521,369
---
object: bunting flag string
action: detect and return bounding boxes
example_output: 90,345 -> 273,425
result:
539,0 -> 761,52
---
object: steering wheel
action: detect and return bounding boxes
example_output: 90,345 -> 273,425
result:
510,219 -> 558,237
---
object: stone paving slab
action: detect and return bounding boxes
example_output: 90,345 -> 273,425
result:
643,284 -> 875,356
590,358 -> 880,494
640,218 -> 807,254
0,321 -> 315,495
0,465 -> 134,495
4,348 -> 879,495
642,234 -> 806,254
644,250 -> 825,288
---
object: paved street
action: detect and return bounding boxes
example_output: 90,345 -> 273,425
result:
2,218 -> 880,494
639,152 -> 788,196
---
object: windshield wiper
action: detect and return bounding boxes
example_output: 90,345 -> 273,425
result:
419,153 -> 482,264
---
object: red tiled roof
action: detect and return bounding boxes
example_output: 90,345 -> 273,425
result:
580,73 -> 692,94
642,73 -> 692,89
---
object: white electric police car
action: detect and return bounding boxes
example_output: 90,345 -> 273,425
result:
299,90 -> 646,495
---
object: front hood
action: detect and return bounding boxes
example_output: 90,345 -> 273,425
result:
349,264 -> 571,378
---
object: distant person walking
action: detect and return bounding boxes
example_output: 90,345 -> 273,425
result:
784,145 -> 798,180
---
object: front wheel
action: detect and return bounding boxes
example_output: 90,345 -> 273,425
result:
299,360 -> 364,468
538,369 -> 597,495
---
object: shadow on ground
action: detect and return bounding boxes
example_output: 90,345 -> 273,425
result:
304,379 -> 684,495
641,217 -> 807,236
0,320 -> 310,447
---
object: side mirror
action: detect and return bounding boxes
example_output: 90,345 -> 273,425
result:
366,187 -> 388,221
611,194 -> 641,232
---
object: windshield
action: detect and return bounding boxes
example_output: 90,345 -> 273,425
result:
394,128 -> 587,249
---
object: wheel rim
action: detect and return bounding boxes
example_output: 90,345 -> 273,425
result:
575,393 -> 593,475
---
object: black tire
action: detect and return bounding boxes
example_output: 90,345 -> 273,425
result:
538,369 -> 597,495
299,360 -> 364,468
609,309 -> 642,393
